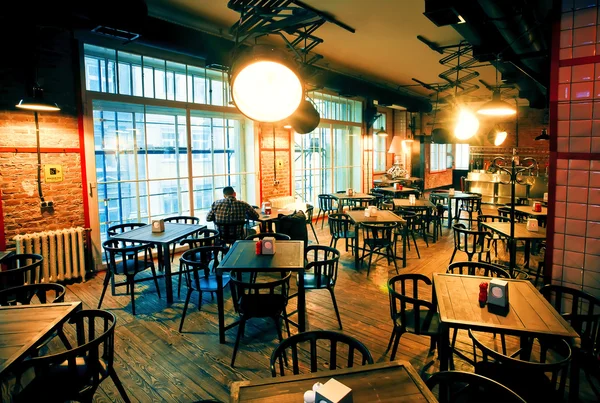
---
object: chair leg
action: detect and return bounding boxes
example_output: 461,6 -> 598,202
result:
98,271 -> 111,309
449,248 -> 457,264
390,330 -> 405,361
197,291 -> 203,311
412,233 -> 420,259
389,245 -> 399,274
128,276 -> 136,315
231,319 -> 246,367
386,328 -> 396,351
328,288 -> 343,330
109,368 -> 131,403
310,223 -> 319,243
150,263 -> 161,299
282,308 -> 291,337
179,288 -> 194,332
272,316 -> 284,343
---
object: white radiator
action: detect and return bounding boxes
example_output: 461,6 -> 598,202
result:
13,227 -> 87,283
269,196 -> 296,208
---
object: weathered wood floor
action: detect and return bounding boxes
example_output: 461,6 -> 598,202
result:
13,206 -> 594,402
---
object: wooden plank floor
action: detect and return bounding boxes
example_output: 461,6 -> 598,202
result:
8,205 -> 595,402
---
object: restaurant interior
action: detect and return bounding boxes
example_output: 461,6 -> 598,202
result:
0,0 -> 599,402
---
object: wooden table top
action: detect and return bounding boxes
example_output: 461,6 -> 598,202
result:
480,222 -> 547,240
0,301 -> 82,376
513,205 -> 548,216
111,222 -> 206,245
346,209 -> 406,225
330,193 -> 375,200
429,191 -> 472,199
230,360 -> 438,402
433,274 -> 579,340
376,186 -> 417,193
393,198 -> 435,208
218,240 -> 305,272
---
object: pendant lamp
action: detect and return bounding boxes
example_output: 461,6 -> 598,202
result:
16,86 -> 60,112
477,90 -> 516,116
230,45 -> 303,123
487,127 -> 507,146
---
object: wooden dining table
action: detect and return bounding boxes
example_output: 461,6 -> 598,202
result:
330,193 -> 375,211
216,240 -> 306,344
111,222 -> 206,303
432,273 -> 580,372
230,360 -> 438,402
480,221 -> 546,270
345,209 -> 407,269
374,186 -> 419,198
429,191 -> 475,228
0,301 -> 82,377
253,207 -> 295,232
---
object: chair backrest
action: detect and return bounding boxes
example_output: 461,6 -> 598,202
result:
305,245 -> 340,288
477,215 -> 510,230
275,211 -> 308,246
459,195 -> 481,212
305,204 -> 314,222
17,309 -> 118,399
426,371 -> 526,403
107,222 -> 146,237
0,254 -> 43,290
362,222 -> 397,244
317,194 -> 337,212
163,215 -> 200,225
349,197 -> 371,210
0,283 -> 66,306
214,221 -> 246,246
429,193 -> 449,205
229,271 -> 291,317
388,274 -> 435,335
328,213 -> 353,239
245,233 -> 291,241
469,329 -> 571,401
397,209 -> 418,229
102,239 -> 153,276
180,228 -> 220,249
447,261 -> 510,278
270,330 -> 373,377
498,206 -> 527,222
540,284 -> 600,356
180,246 -> 226,285
452,224 -> 490,254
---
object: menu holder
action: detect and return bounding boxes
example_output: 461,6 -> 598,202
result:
315,378 -> 353,403
151,219 -> 165,233
261,237 -> 276,255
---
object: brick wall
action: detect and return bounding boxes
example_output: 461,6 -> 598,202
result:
0,28 -> 84,248
258,123 -> 292,203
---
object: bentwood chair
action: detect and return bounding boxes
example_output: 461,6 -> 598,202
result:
270,330 -> 373,377
12,309 -> 130,403
426,371 -> 526,403
245,233 -> 291,241
477,215 -> 510,260
387,274 -> 439,361
316,194 -> 337,229
450,223 -> 492,263
164,215 -> 201,262
469,329 -> 572,403
229,271 -> 292,367
0,253 -> 43,290
328,213 -> 355,252
178,229 -> 219,298
178,246 -> 229,332
0,283 -> 66,306
429,192 -> 449,226
361,222 -> 399,276
305,204 -> 319,243
100,239 -> 161,315
396,210 -> 421,258
349,197 -> 371,211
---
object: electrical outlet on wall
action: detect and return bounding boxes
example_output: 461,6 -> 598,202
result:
41,200 -> 55,215
273,180 -> 280,185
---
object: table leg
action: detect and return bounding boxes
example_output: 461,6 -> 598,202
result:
217,273 -> 225,344
447,198 -> 453,229
402,224 -> 407,268
162,243 -> 173,303
298,268 -> 306,332
569,348 -> 580,402
439,323 -> 450,371
524,240 -> 531,269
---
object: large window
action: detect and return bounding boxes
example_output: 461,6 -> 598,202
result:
430,143 -> 447,173
455,143 -> 470,170
85,44 -> 255,243
373,113 -> 387,173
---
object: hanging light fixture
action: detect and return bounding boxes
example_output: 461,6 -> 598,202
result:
477,56 -> 516,116
16,86 -> 60,112
230,45 -> 303,123
487,127 -> 508,146
535,128 -> 550,141
454,108 -> 479,140
377,126 -> 388,137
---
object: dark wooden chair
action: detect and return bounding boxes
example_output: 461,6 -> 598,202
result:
315,194 -> 337,229
214,221 -> 246,250
407,206 -> 431,246
457,194 -> 482,229
270,330 -> 373,377
305,204 -> 319,243
361,222 -> 399,276
245,233 -> 291,241
387,274 -> 439,361
0,253 -> 43,290
349,197 -> 371,211
291,245 -> 342,329
477,214 -> 510,259
0,283 -> 66,305
106,222 -> 146,237
178,246 -> 229,332
100,239 -> 161,315
164,215 -> 201,262
425,371 -> 526,403
12,309 -> 130,403
429,192 -> 449,225
229,271 -> 292,367
328,213 -> 355,252
396,210 -> 421,258
541,284 -> 600,400
469,329 -> 572,403
177,229 -> 220,298
450,223 -> 492,263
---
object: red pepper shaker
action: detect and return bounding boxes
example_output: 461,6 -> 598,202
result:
479,282 -> 488,305
255,240 -> 262,255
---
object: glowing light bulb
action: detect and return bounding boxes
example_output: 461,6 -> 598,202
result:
494,131 -> 507,146
454,109 -> 479,140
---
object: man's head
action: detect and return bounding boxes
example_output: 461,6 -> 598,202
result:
223,186 -> 235,197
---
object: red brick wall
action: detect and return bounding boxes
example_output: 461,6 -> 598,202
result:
258,123 -> 292,202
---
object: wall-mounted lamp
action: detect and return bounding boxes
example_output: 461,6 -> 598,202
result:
477,89 -> 516,116
535,128 -> 550,141
487,128 -> 507,146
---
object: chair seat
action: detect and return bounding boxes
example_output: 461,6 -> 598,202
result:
332,230 -> 355,239
113,259 -> 152,275
394,309 -> 439,336
190,273 -> 230,292
239,294 -> 286,317
298,273 -> 333,289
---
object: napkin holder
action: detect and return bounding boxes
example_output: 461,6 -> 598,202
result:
151,219 -> 165,233
368,206 -> 378,216
526,218 -> 539,232
346,188 -> 354,196
315,378 -> 353,403
261,237 -> 276,255
488,278 -> 508,308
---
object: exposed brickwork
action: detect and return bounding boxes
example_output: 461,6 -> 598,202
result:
258,123 -> 291,203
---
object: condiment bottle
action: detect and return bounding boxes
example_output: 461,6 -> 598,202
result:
255,240 -> 262,255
